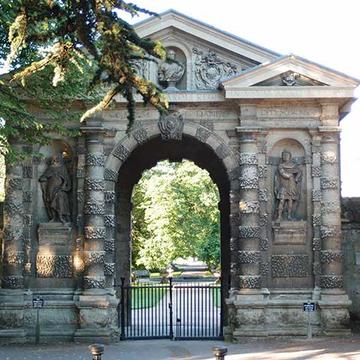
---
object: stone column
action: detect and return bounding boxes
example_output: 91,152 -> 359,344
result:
237,129 -> 261,291
318,126 -> 351,334
2,152 -> 24,289
83,127 -> 106,290
0,144 -> 27,341
75,119 -> 118,343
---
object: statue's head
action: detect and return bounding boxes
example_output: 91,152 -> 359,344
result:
167,49 -> 176,60
281,149 -> 292,162
50,154 -> 64,167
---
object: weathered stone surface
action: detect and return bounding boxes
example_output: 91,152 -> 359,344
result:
86,153 -> 105,167
320,275 -> 343,288
84,179 -> 105,191
113,144 -> 130,161
104,168 -> 118,182
238,251 -> 261,264
271,255 -> 310,277
239,226 -> 260,238
239,275 -> 261,289
36,254 -> 73,278
158,112 -> 184,140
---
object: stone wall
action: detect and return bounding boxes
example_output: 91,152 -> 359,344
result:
342,197 -> 360,319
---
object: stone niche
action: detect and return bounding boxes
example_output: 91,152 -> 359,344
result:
267,138 -> 312,288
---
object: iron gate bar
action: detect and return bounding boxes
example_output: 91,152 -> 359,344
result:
117,278 -> 223,340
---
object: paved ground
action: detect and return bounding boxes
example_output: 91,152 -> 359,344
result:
1,336 -> 360,360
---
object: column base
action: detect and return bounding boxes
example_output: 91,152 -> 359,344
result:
318,289 -> 352,336
0,289 -> 28,344
74,290 -> 119,344
226,288 -> 352,339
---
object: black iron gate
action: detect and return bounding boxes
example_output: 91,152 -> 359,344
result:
117,278 -> 223,340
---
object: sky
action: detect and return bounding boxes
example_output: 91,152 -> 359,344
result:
122,0 -> 360,197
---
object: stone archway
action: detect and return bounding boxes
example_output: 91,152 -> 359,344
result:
103,115 -> 240,329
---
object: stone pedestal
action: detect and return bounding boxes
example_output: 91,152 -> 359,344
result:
36,223 -> 73,278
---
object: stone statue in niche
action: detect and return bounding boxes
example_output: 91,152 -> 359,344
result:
158,49 -> 185,90
274,149 -> 302,221
39,155 -> 71,224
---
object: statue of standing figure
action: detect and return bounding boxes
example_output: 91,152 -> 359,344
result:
158,48 -> 185,90
39,155 -> 71,224
274,150 -> 302,221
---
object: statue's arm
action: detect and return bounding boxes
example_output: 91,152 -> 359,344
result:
278,165 -> 291,179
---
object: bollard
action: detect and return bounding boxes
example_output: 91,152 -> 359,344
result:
88,343 -> 104,360
212,346 -> 227,360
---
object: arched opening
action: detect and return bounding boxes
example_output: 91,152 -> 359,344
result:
114,134 -> 231,336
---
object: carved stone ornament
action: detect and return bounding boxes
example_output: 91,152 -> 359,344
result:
321,151 -> 337,164
131,59 -> 148,77
85,153 -> 105,167
312,214 -> 321,227
281,72 -> 300,86
239,226 -> 260,239
83,276 -> 106,289
23,191 -> 33,203
84,179 -> 105,191
260,260 -> 270,276
83,251 -> 105,266
320,225 -> 340,239
158,112 -> 184,141
239,153 -> 258,165
239,166 -> 259,190
320,275 -> 343,289
312,237 -> 321,251
258,165 -> 267,178
320,250 -> 343,263
321,177 -> 338,190
271,255 -> 309,278
3,250 -> 24,265
104,168 -> 118,182
83,202 -> 105,215
113,144 -> 130,162
193,48 -> 238,89
104,238 -> 115,252
321,201 -> 340,214
104,262 -> 115,276
239,200 -> 260,214
23,166 -> 33,179
312,190 -> 322,202
133,127 -> 148,145
239,275 -> 261,289
104,215 -> 115,228
105,191 -> 116,204
259,189 -> 269,202
36,254 -> 73,278
238,251 -> 261,264
259,237 -> 269,251
311,166 -> 321,178
8,178 -> 23,191
2,275 -> 23,289
84,226 -> 106,240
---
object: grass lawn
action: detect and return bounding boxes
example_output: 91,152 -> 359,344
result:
130,284 -> 168,309
213,287 -> 221,308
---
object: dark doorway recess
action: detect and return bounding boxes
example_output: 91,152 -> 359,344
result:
115,134 -> 230,338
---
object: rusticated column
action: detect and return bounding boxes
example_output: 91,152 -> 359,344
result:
319,128 -> 343,289
2,147 -> 24,289
82,124 -> 106,290
237,129 -> 261,290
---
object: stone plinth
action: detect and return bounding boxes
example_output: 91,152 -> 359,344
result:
36,223 -> 74,278
272,221 -> 307,245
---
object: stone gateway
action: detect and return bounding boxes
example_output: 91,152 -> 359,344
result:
0,10 -> 359,343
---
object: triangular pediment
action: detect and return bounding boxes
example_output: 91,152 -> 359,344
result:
135,10 -> 279,64
222,55 -> 359,88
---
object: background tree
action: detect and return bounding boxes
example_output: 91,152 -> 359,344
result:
0,0 -> 169,161
132,160 -> 220,271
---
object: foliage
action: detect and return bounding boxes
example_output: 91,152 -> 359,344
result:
0,0 -> 169,161
131,160 -> 220,271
